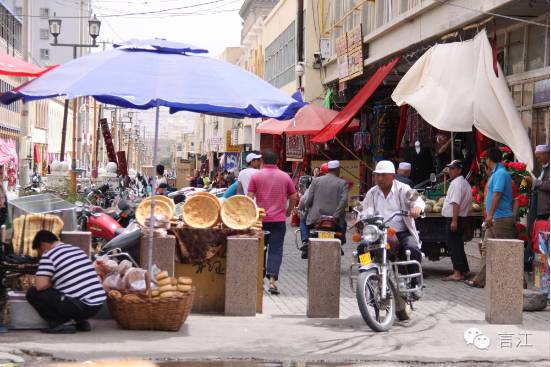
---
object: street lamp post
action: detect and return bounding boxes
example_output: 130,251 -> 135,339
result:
49,13 -> 101,192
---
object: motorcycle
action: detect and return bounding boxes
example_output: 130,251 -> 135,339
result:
350,209 -> 424,332
97,222 -> 142,265
295,215 -> 343,259
75,201 -> 123,247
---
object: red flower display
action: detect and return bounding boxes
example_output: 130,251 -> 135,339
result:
499,146 -> 512,153
475,194 -> 481,204
516,222 -> 526,233
517,194 -> 529,207
471,186 -> 478,195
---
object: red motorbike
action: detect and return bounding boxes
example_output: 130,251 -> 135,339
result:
75,202 -> 123,247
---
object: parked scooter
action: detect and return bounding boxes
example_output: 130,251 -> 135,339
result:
75,201 -> 123,247
350,207 -> 424,332
97,222 -> 142,265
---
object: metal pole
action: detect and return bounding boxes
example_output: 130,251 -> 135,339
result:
70,99 -> 77,192
147,101 -> 161,275
17,0 -> 30,189
60,100 -> 69,161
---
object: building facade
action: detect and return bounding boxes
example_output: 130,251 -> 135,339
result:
320,0 -> 549,151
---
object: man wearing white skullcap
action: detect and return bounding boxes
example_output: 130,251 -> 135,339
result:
524,144 -> 550,222
361,160 -> 425,291
396,162 -> 414,187
302,160 -> 348,257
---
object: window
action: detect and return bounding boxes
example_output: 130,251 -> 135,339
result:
264,21 -> 296,88
39,28 -> 49,40
40,49 -> 49,60
39,8 -> 49,19
15,7 -> 22,16
527,24 -> 547,71
506,28 -> 524,75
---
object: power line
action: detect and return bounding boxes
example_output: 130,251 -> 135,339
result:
17,0 -> 234,18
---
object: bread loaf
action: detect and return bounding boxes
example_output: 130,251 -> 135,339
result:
160,291 -> 178,298
177,284 -> 192,292
157,277 -> 172,287
151,289 -> 160,297
159,284 -> 178,293
178,277 -> 193,285
122,294 -> 142,302
156,271 -> 169,281
109,290 -> 122,299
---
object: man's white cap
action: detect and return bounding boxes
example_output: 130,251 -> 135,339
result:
373,160 -> 396,174
398,162 -> 411,170
327,160 -> 340,169
535,144 -> 550,153
246,153 -> 262,163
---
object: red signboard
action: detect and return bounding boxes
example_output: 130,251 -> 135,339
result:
100,118 -> 118,167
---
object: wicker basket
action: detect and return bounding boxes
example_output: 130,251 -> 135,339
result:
107,287 -> 195,331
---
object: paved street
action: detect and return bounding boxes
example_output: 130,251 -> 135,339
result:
0,225 -> 549,366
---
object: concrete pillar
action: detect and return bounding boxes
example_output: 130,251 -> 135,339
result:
485,239 -> 524,324
60,231 -> 92,257
307,238 -> 341,318
225,236 -> 259,316
140,235 -> 175,277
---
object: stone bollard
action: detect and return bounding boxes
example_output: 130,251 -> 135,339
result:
307,238 -> 341,318
485,239 -> 524,324
225,236 -> 259,316
61,231 -> 92,257
140,235 -> 176,276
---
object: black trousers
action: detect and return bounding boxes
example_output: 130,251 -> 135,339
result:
395,231 -> 423,276
26,287 -> 102,328
445,217 -> 470,273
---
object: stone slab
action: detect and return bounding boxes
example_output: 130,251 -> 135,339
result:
61,231 -> 92,257
307,238 -> 341,318
225,236 -> 259,316
140,235 -> 175,276
485,238 -> 524,324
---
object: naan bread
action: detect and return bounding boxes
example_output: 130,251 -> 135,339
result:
182,195 -> 220,228
221,195 -> 258,230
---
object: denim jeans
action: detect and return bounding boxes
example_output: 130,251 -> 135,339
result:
299,217 -> 309,243
263,221 -> 287,281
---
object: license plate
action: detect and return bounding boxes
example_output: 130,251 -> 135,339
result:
359,252 -> 372,266
318,231 -> 335,239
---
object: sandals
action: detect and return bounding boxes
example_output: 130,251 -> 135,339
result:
464,279 -> 484,288
268,283 -> 280,295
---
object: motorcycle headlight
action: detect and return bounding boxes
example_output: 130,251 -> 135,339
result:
362,225 -> 381,242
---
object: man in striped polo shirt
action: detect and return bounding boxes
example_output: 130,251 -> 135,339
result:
26,230 -> 106,334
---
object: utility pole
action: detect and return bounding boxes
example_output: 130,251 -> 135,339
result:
18,0 -> 31,189
296,0 -> 305,90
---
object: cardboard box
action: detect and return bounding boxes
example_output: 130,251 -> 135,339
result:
176,161 -> 193,189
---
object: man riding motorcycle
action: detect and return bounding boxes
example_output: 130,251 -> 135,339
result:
361,160 -> 425,281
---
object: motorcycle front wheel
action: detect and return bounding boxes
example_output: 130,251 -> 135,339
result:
356,269 -> 396,332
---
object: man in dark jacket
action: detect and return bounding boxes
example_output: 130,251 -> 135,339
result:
303,160 -> 348,255
525,144 -> 550,221
395,162 -> 415,187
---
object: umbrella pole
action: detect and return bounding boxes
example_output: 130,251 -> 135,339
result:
147,101 -> 161,275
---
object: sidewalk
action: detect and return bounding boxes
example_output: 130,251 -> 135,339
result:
0,225 -> 548,366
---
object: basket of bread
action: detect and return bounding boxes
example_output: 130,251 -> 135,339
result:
97,255 -> 194,331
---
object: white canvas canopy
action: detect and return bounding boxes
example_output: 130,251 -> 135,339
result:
392,30 -> 534,171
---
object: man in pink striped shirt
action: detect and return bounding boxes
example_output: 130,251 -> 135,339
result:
248,149 -> 297,295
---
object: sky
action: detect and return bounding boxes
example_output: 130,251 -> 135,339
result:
91,0 -> 245,139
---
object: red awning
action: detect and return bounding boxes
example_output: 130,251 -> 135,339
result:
311,57 -> 400,143
256,104 -> 360,135
0,52 -> 57,77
